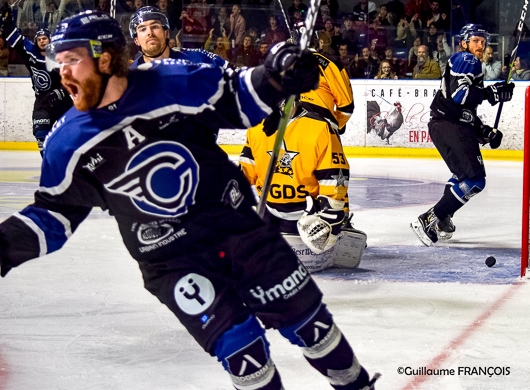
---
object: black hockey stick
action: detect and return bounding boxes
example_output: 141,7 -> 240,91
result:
257,0 -> 321,218
493,0 -> 528,128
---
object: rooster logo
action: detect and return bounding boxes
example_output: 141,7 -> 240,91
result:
105,141 -> 199,217
367,101 -> 404,144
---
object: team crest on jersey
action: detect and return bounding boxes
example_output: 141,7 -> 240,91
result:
269,140 -> 299,178
105,141 -> 199,217
30,66 -> 52,91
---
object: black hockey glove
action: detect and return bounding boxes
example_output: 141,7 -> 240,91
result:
45,88 -> 67,108
481,125 -> 503,149
264,42 -> 319,96
262,106 -> 282,137
484,82 -> 514,106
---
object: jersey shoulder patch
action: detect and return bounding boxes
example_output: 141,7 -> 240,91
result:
450,52 -> 482,75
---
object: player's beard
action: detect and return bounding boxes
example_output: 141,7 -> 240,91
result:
143,37 -> 166,57
62,71 -> 105,112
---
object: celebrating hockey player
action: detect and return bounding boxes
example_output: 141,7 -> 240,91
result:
0,4 -> 72,156
0,10 -> 377,390
240,48 -> 367,272
129,6 -> 227,69
411,24 -> 514,246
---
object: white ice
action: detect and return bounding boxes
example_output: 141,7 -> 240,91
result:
0,151 -> 529,390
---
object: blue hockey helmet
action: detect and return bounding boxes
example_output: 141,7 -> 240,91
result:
129,6 -> 170,38
45,10 -> 126,69
459,23 -> 490,45
34,28 -> 51,44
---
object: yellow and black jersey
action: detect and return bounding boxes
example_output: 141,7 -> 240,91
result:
299,51 -> 354,131
240,110 -> 350,221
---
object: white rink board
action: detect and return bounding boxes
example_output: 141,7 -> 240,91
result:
2,77 -> 529,149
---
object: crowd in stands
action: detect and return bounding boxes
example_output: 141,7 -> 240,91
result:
1,0 -> 530,80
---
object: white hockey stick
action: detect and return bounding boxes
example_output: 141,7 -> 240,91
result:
257,0 -> 321,218
494,0 -> 528,128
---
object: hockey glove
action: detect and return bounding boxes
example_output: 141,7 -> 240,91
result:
481,125 -> 503,149
297,195 -> 345,254
264,42 -> 319,96
262,106 -> 282,137
484,82 -> 514,106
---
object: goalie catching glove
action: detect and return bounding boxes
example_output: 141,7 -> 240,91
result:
297,195 -> 345,254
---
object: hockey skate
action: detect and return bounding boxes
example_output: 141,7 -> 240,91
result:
361,372 -> 381,390
410,208 -> 438,246
437,215 -> 455,240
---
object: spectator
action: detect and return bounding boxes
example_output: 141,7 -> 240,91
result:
256,41 -> 269,65
432,33 -> 451,74
157,0 -> 179,33
230,35 -> 259,67
204,28 -> 231,61
260,15 -> 288,45
385,0 -> 406,24
376,4 -> 394,26
0,36 -> 8,76
317,17 -> 340,56
394,14 -> 417,48
424,23 -> 440,56
247,26 -> 260,46
351,46 -> 379,78
408,35 -> 421,69
413,44 -> 441,79
425,0 -> 449,32
353,0 -> 377,24
338,43 -> 354,70
168,38 -> 176,48
96,0 -> 110,14
40,0 -> 61,32
59,0 -> 94,20
288,0 -> 308,23
368,15 -> 391,59
322,0 -> 339,20
340,14 -> 360,55
383,47 -> 407,78
375,59 -> 398,79
404,0 -> 430,27
186,0 -> 210,34
228,4 -> 246,46
210,6 -> 230,38
482,45 -> 502,80
501,56 -> 530,81
180,9 -> 208,48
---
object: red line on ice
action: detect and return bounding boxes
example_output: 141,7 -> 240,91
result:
401,283 -> 522,390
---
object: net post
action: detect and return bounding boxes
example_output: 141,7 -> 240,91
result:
521,85 -> 530,278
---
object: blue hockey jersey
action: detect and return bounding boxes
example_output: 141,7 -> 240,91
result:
430,51 -> 485,127
0,58 -> 281,275
130,47 -> 229,69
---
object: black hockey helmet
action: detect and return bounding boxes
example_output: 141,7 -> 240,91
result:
34,28 -> 51,44
459,23 -> 490,45
129,6 -> 170,38
45,10 -> 126,69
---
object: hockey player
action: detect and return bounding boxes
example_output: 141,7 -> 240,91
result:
129,6 -> 227,69
240,49 -> 367,272
0,11 -> 376,390
411,24 -> 514,246
0,4 -> 72,156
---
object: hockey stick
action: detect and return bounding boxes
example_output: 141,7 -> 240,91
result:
493,0 -> 528,128
277,0 -> 295,42
257,0 -> 321,218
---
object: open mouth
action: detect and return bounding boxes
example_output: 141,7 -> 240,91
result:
63,80 -> 79,100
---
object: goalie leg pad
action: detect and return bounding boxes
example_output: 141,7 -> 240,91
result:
332,229 -> 367,269
214,315 -> 282,390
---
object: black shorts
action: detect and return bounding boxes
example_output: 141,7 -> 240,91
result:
32,92 -> 73,136
429,118 -> 486,181
137,204 -> 323,354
